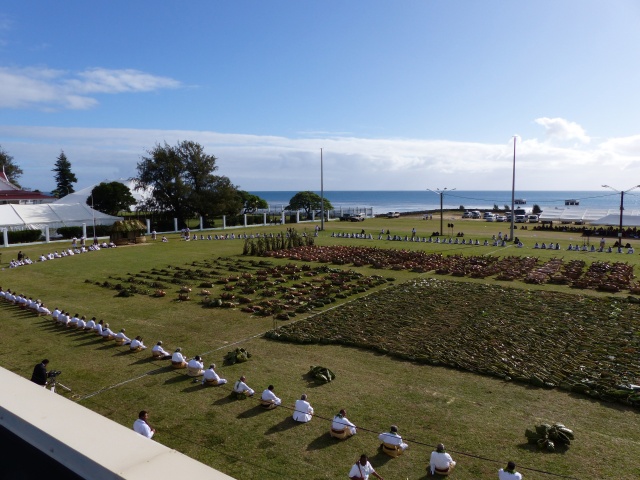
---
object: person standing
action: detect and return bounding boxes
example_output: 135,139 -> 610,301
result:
133,410 -> 156,439
349,454 -> 384,480
498,461 -> 523,480
30,359 -> 49,386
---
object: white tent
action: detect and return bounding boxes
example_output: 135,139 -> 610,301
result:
0,203 -> 121,231
589,214 -> 640,227
538,207 -> 640,224
53,179 -> 151,210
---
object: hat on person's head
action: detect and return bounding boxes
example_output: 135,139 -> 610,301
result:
157,341 -> 162,345
210,364 -> 216,369
390,425 -> 398,433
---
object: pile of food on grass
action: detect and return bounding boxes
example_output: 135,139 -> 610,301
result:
265,278 -> 640,409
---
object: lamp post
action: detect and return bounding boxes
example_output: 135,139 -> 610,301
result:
427,188 -> 455,236
320,148 -> 324,231
510,136 -> 518,242
602,184 -> 640,245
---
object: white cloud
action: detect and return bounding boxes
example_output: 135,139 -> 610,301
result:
0,66 -> 181,110
534,117 -> 590,144
1,123 -> 640,192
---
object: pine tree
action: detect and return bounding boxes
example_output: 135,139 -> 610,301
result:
52,150 -> 78,197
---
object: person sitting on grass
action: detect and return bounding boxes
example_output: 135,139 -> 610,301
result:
102,323 -> 116,340
332,409 -> 357,437
76,315 -> 86,329
429,443 -> 456,476
133,410 -> 155,439
130,336 -> 146,351
379,425 -> 408,452
187,355 -> 204,377
85,316 -> 96,331
261,385 -> 282,406
115,328 -> 131,345
152,341 -> 172,359
202,363 -> 227,385
94,319 -> 104,335
349,454 -> 384,480
233,376 -> 255,397
292,394 -> 314,423
498,461 -> 522,480
171,348 -> 188,368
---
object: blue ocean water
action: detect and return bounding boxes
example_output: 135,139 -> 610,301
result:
250,191 -> 640,215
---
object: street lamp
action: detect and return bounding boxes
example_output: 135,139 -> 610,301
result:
427,187 -> 456,236
320,148 -> 324,231
602,184 -> 640,245
510,135 -> 518,242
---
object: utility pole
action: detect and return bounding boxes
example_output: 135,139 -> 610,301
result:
427,188 -> 455,236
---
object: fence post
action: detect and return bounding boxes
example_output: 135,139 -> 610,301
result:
263,213 -> 267,226
3,228 -> 8,248
174,218 -> 178,232
244,214 -> 247,228
199,216 -> 203,231
223,215 -> 226,229
281,211 -> 285,225
45,227 -> 50,243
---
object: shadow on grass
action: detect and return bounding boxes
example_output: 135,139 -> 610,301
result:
237,404 -> 278,419
516,441 -> 569,455
147,365 -> 174,375
213,393 -> 239,406
306,432 -> 347,451
163,373 -> 194,385
182,382 -> 207,393
128,356 -> 163,366
96,343 -> 119,351
74,338 -> 107,347
369,450 -> 396,468
300,372 -> 326,389
264,416 -> 299,435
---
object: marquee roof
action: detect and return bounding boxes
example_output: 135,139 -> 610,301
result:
0,203 -> 121,230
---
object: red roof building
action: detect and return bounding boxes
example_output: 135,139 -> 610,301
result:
0,168 -> 54,205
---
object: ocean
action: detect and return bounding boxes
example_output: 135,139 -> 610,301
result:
250,190 -> 640,215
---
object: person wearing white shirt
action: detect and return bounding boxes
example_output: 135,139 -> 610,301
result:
94,320 -> 104,335
51,308 -> 61,321
378,425 -> 408,451
187,355 -> 204,377
102,323 -> 116,339
429,443 -> 456,476
85,317 -> 96,331
69,314 -> 79,328
38,304 -> 51,316
233,376 -> 255,396
130,336 -> 146,351
172,348 -> 188,368
76,316 -> 86,329
58,312 -> 71,327
133,410 -> 155,439
152,341 -> 172,359
202,363 -> 227,385
261,385 -> 282,406
292,394 -> 314,423
498,461 -> 523,480
332,409 -> 357,436
115,328 -> 131,345
349,454 -> 384,480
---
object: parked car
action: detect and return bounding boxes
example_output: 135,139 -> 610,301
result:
528,214 -> 539,223
462,211 -> 472,218
515,214 -> 526,223
482,212 -> 494,219
339,214 -> 353,221
386,212 -> 400,218
350,213 -> 366,222
496,215 -> 507,222
485,214 -> 496,222
470,211 -> 481,219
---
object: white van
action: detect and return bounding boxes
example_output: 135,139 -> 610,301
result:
528,214 -> 539,223
515,214 -> 526,223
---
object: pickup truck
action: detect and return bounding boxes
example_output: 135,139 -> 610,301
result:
350,213 -> 366,222
386,212 -> 400,218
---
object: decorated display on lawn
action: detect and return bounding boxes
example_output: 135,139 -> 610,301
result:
223,347 -> 252,365
525,423 -> 575,452
266,278 -> 640,409
308,365 -> 336,384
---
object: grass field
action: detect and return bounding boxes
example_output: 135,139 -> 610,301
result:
1,215 -> 639,479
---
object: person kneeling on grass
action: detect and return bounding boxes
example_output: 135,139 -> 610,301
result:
202,363 -> 227,385
115,328 -> 131,345
429,443 -> 456,476
130,336 -> 146,351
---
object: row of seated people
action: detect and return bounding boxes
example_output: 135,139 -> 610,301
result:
564,243 -> 634,253
7,280 -> 454,474
9,243 -> 116,269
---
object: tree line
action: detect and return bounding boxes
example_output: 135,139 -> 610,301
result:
0,141 -> 334,221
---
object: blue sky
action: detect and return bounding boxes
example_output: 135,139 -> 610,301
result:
1,1 -> 640,193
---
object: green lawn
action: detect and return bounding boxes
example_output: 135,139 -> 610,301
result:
1,218 -> 639,479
